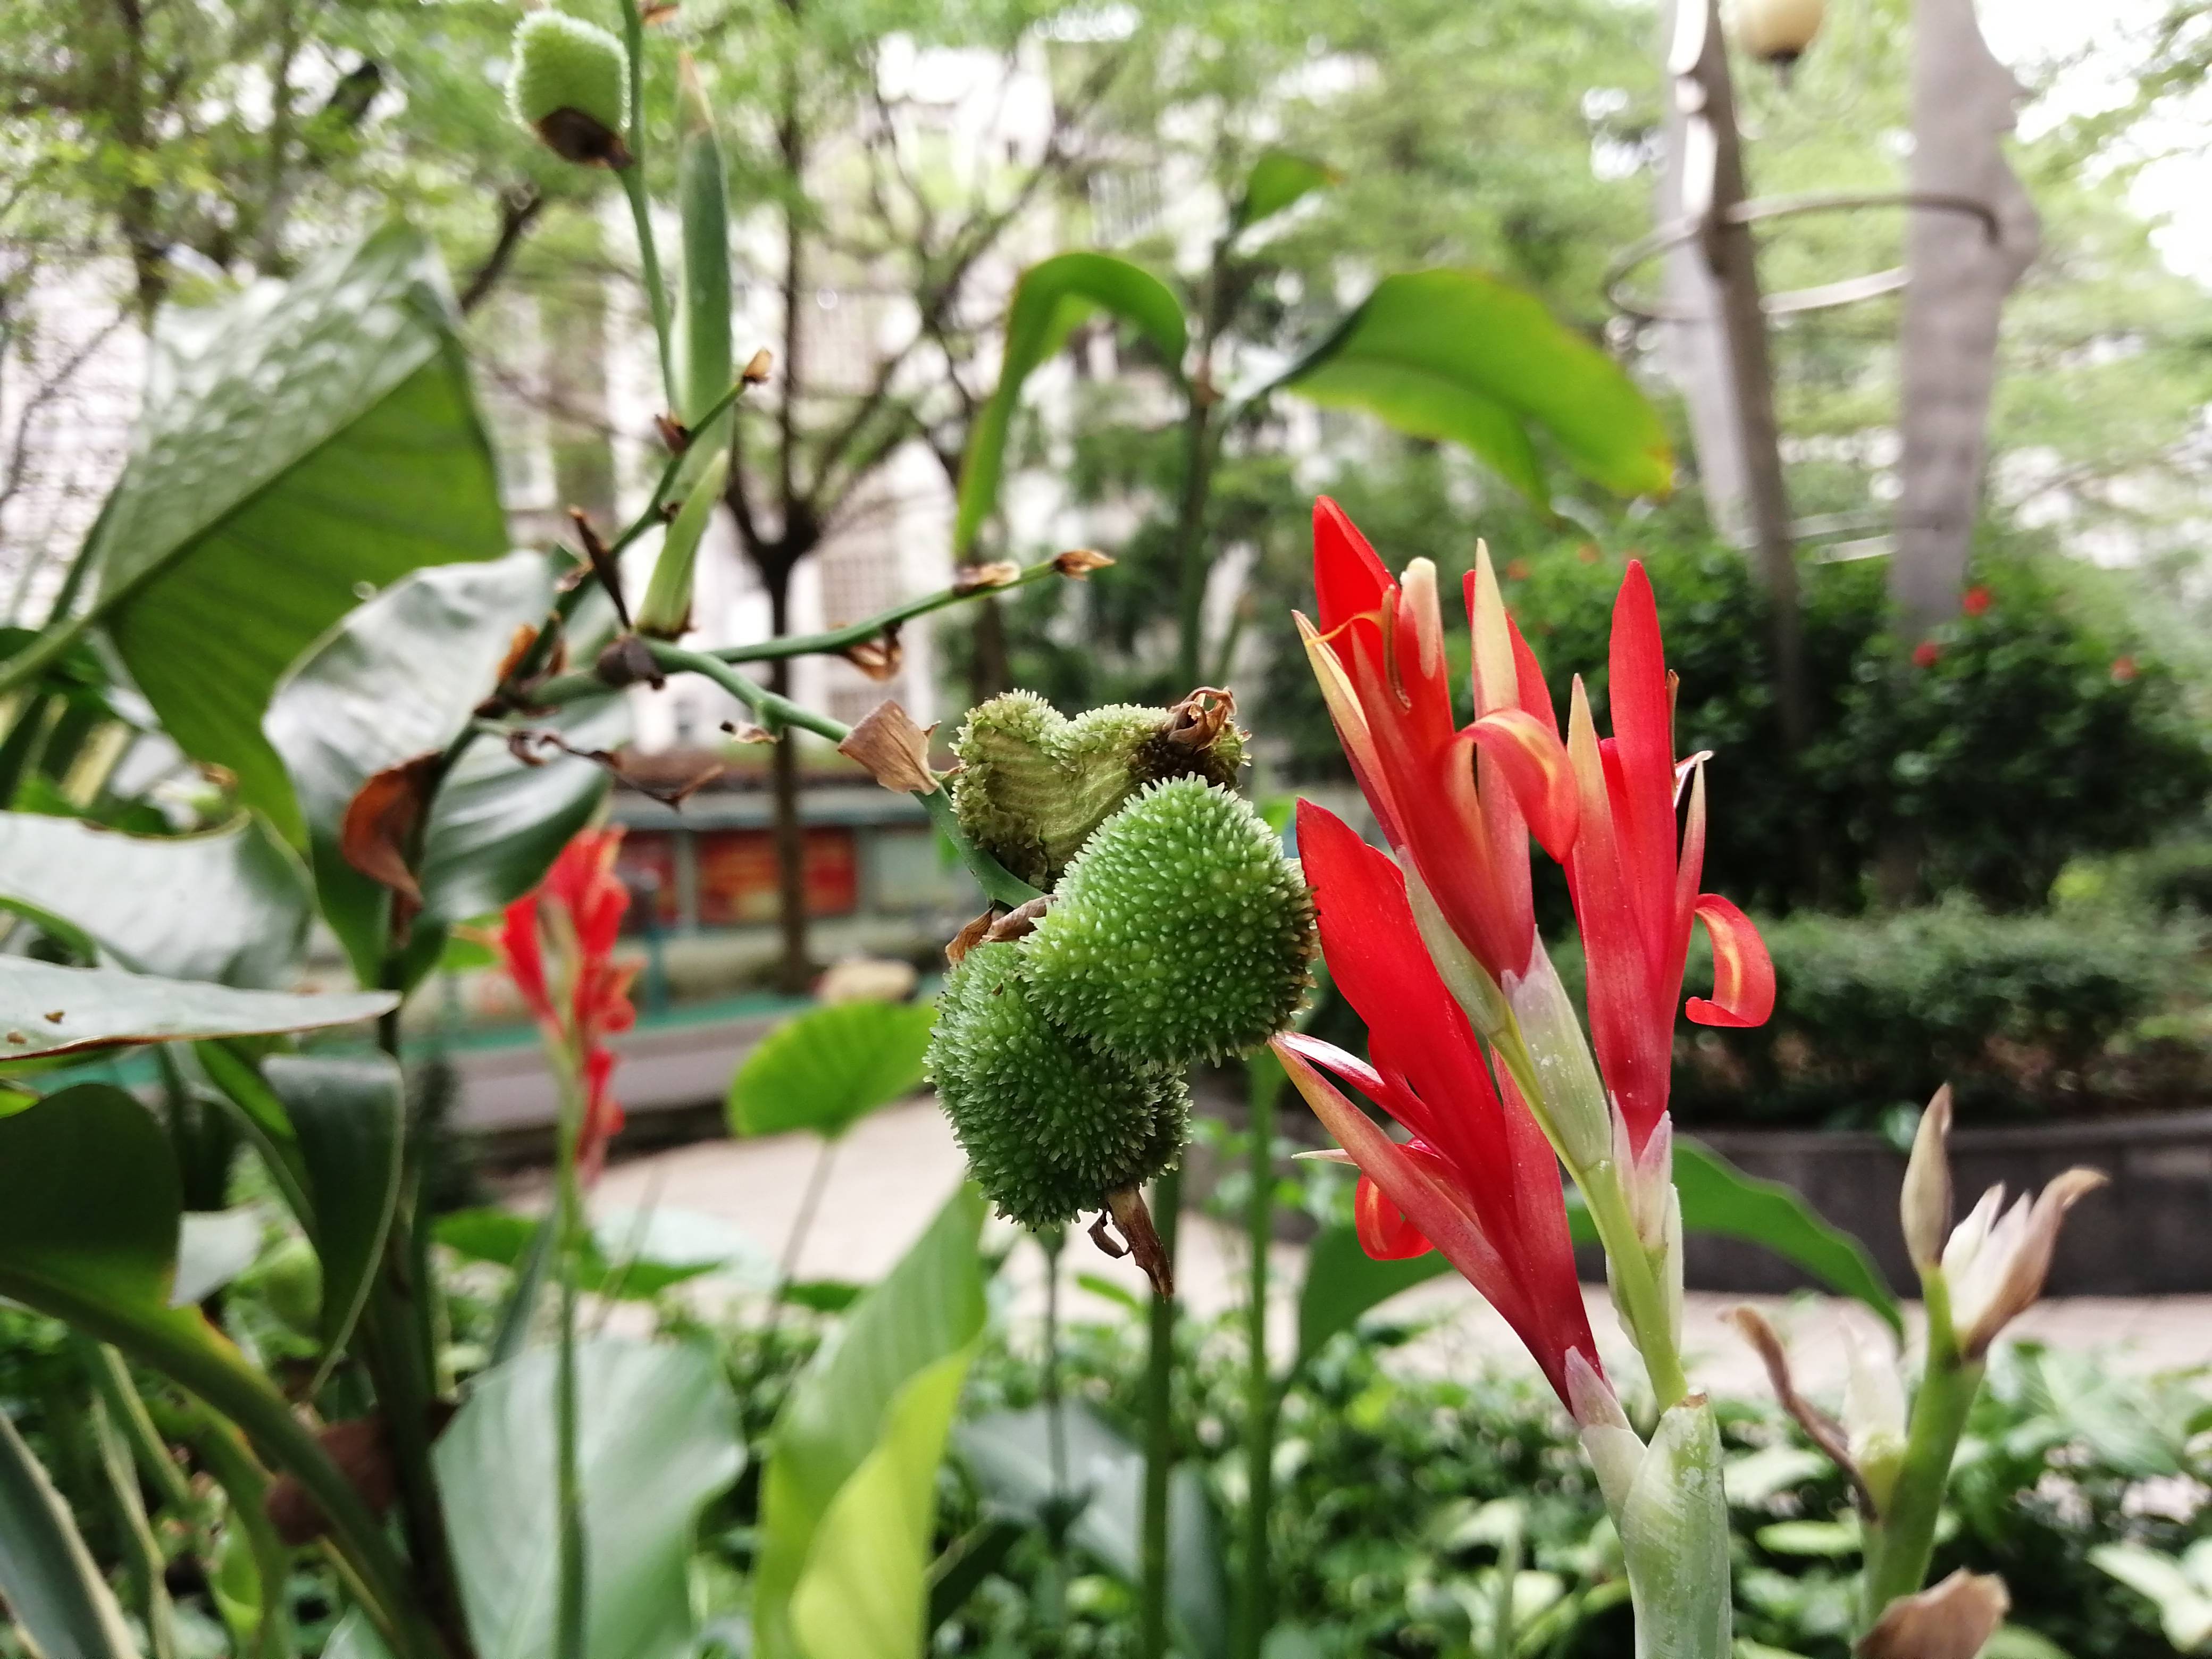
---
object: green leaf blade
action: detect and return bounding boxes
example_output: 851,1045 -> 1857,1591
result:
727,1000 -> 939,1140
0,957 -> 393,1060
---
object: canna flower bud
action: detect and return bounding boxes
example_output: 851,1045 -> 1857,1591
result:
1900,1085 -> 1954,1272
926,942 -> 1188,1228
1940,1166 -> 2107,1359
636,450 -> 726,639
950,690 -> 1246,888
508,12 -> 632,168
1842,1321 -> 1909,1514
1021,779 -> 1317,1066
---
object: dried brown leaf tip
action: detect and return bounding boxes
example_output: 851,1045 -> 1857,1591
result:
945,908 -> 997,968
720,720 -> 776,745
340,753 -> 443,907
1052,548 -> 1113,578
1164,685 -> 1237,753
1857,1570 -> 2010,1659
654,412 -> 690,453
842,629 -> 903,681
741,347 -> 775,384
640,2 -> 678,24
953,562 -> 1021,596
837,699 -> 939,795
1101,1185 -> 1175,1298
534,110 -> 632,169
1728,1306 -> 1878,1518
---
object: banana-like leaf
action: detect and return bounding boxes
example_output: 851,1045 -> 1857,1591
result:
1293,1220 -> 1451,1374
1565,1139 -> 1901,1334
1276,268 -> 1673,506
727,1000 -> 938,1141
0,811 -> 313,986
0,957 -> 393,1060
264,551 -> 619,985
436,1338 -> 745,1659
957,1402 -> 1228,1659
0,1409 -> 139,1659
1233,150 -> 1336,232
755,1185 -> 986,1659
953,253 -> 1187,554
82,226 -> 508,839
265,1055 -> 404,1379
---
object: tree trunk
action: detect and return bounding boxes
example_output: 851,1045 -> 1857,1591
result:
766,576 -> 812,993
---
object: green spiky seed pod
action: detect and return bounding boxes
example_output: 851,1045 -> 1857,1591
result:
508,12 -> 632,167
928,942 -> 1188,1228
1023,778 -> 1316,1065
951,691 -> 1247,887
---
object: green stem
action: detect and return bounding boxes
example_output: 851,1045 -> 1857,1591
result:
549,1017 -> 591,1659
88,1390 -> 178,1659
1038,1229 -> 1068,1644
86,1344 -> 194,1514
1573,1165 -> 1687,1410
1236,1065 -> 1277,1659
709,554 -> 1066,666
614,0 -> 675,409
186,1413 -> 298,1659
1857,1275 -> 1980,1633
1136,1164 -> 1183,1659
0,607 -> 93,701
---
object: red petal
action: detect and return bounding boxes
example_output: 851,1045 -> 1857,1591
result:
1355,1171 -> 1434,1260
1313,497 -> 1395,634
1507,613 -> 1557,735
1605,563 -> 1680,971
499,895 -> 554,1024
1687,894 -> 1775,1027
1468,709 -> 1579,861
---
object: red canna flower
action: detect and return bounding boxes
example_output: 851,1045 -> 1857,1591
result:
1912,639 -> 1941,669
500,828 -> 637,1180
1961,585 -> 1992,617
2111,655 -> 2138,684
1275,801 -> 1599,1405
1556,564 -> 1773,1154
1296,498 -> 1576,992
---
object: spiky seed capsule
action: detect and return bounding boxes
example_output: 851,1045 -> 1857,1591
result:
951,691 -> 1246,888
927,943 -> 1188,1227
1022,778 -> 1317,1066
508,12 -> 631,167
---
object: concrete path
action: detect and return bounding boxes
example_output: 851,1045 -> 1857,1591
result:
552,1097 -> 2212,1402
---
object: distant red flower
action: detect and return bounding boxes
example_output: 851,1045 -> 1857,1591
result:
501,829 -> 636,1180
1576,543 -> 1601,565
2111,655 -> 2139,683
1506,559 -> 1531,582
1912,640 -> 1942,669
1962,585 -> 1992,617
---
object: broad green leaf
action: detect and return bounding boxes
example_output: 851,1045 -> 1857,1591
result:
953,253 -> 1187,553
1277,269 -> 1673,505
0,1408 -> 139,1659
263,551 -> 556,983
0,811 -> 313,986
0,957 -> 393,1059
790,1348 -> 977,1659
956,1403 -> 1227,1659
174,1209 -> 268,1305
755,1185 -> 987,1659
2022,1347 -> 2184,1478
265,1054 -> 404,1374
434,1205 -> 769,1301
437,1338 -> 745,1659
86,227 -> 508,837
1233,150 -> 1336,232
727,1000 -> 938,1140
1619,1397 -> 1732,1659
1565,1140 -> 1900,1333
2093,1544 -> 2212,1652
1294,1220 -> 1452,1373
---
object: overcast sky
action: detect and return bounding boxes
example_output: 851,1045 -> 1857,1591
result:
1985,0 -> 2212,281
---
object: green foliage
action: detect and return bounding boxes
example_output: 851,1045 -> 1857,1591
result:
956,254 -> 1189,555
1024,780 -> 1316,1066
726,999 -> 939,1141
1498,529 -> 2212,912
928,943 -> 1187,1228
0,813 -> 311,988
753,1185 -> 986,1659
0,1407 -> 138,1659
436,1339 -> 745,1659
1664,901 -> 2203,1127
1278,269 -> 1674,505
65,228 -> 509,841
0,958 -> 392,1060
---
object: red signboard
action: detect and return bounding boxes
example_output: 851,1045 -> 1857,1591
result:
696,827 -> 858,924
613,831 -> 681,930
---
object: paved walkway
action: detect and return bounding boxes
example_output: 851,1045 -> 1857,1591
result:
560,1098 -> 2212,1401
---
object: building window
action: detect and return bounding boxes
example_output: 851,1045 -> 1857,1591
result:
694,827 -> 859,924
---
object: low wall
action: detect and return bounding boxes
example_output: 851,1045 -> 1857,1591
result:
1664,1113 -> 2212,1297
